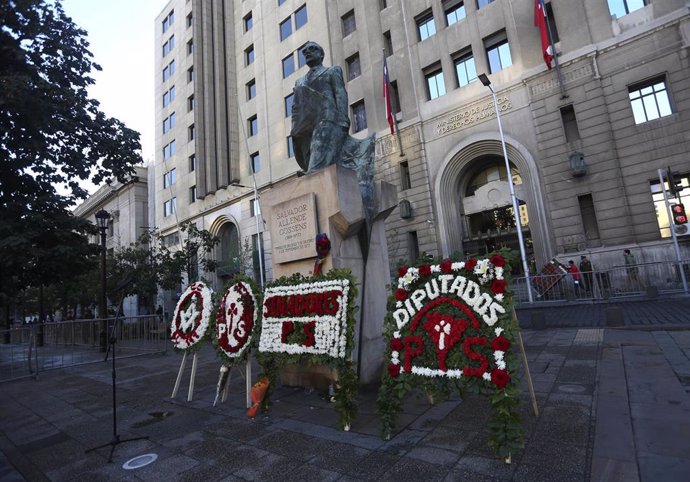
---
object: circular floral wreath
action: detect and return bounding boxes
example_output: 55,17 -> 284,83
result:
170,281 -> 213,350
214,279 -> 258,364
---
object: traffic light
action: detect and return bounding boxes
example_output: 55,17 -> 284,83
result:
671,203 -> 687,225
666,168 -> 684,197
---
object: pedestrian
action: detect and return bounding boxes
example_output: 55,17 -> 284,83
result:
568,260 -> 584,296
623,249 -> 645,289
579,255 -> 593,293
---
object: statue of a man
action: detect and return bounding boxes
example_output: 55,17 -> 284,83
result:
290,41 -> 350,173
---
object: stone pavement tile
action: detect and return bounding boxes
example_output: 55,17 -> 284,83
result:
409,399 -> 460,432
421,426 -> 474,452
205,418 -> 274,444
306,441 -> 372,474
443,467 -> 506,482
346,412 -> 381,437
406,446 -> 460,466
632,418 -> 690,459
557,365 -> 597,385
629,400 -> 690,421
230,451 -> 303,480
512,463 -> 584,482
125,453 -> 200,481
20,438 -> 83,473
378,457 -> 450,481
380,428 -> 426,456
248,429 -> 329,462
453,455 -> 515,480
462,430 -> 496,459
269,463 -> 343,482
521,436 -> 587,476
158,430 -> 206,451
176,463 -> 239,482
568,346 -> 599,360
546,393 -> 593,408
332,447 -> 401,480
637,452 -> 690,482
590,456 -> 639,482
592,396 -> 635,462
45,453 -> 141,482
531,421 -> 589,446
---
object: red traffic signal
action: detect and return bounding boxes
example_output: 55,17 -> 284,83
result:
671,203 -> 687,225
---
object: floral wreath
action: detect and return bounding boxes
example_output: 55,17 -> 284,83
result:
377,251 -> 523,459
212,275 -> 260,366
170,281 -> 214,351
255,269 -> 359,430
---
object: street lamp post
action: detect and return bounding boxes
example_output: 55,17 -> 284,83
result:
95,209 -> 110,351
478,73 -> 534,303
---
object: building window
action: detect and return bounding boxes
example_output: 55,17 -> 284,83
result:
250,198 -> 261,217
477,0 -> 495,8
425,66 -> 446,100
188,124 -> 195,141
287,136 -> 294,158
162,10 -> 174,33
560,105 -> 580,142
282,53 -> 295,78
248,115 -> 258,136
650,175 -> 690,238
189,154 -> 196,172
163,35 -> 174,57
280,17 -> 292,41
163,60 -> 175,81
187,94 -> 194,111
295,4 -> 308,30
190,186 -> 197,203
163,112 -> 176,133
454,52 -> 477,87
186,39 -> 193,55
485,33 -> 512,73
578,194 -> 601,245
380,0 -> 388,10
608,0 -> 647,18
187,66 -> 194,83
445,2 -> 466,26
245,45 -> 255,65
297,46 -> 307,68
400,161 -> 411,190
416,11 -> 436,41
342,10 -> 356,37
164,168 -> 177,188
628,77 -> 672,124
250,152 -> 260,173
163,86 -> 176,107
163,197 -> 177,217
407,231 -> 420,264
346,53 -> 361,81
163,140 -> 176,160
278,0 -> 286,5
390,80 -> 401,114
383,31 -> 393,57
545,2 -> 559,43
351,100 -> 367,133
284,93 -> 294,117
244,12 -> 253,32
186,12 -> 192,28
247,79 -> 256,100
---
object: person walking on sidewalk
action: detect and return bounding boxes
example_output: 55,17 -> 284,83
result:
624,249 -> 645,290
579,255 -> 593,294
568,260 -> 584,297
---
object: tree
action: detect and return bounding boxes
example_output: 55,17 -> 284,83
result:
0,1 -> 142,325
158,223 -> 220,289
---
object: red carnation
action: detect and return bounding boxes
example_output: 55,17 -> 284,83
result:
491,369 -> 510,389
465,258 -> 477,271
440,259 -> 453,273
390,338 -> 403,352
388,363 -> 401,377
419,265 -> 431,276
398,266 -> 408,278
490,279 -> 506,294
491,335 -> 511,352
394,288 -> 408,302
490,255 -> 506,267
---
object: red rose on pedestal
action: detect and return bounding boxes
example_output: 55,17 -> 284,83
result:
491,335 -> 511,352
394,288 -> 408,302
419,265 -> 431,276
388,364 -> 401,377
490,279 -> 506,294
490,255 -> 506,267
465,258 -> 477,271
491,369 -> 510,389
440,259 -> 453,273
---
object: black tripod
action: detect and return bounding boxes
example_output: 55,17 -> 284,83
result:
85,288 -> 149,462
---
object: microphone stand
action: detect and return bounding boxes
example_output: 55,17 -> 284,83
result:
86,282 -> 148,462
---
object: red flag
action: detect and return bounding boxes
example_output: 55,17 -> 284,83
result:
534,0 -> 553,69
383,57 -> 395,136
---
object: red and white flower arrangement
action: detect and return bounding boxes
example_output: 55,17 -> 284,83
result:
215,280 -> 257,361
170,281 -> 214,350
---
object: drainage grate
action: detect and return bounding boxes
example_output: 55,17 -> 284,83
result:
122,453 -> 158,470
573,329 -> 603,345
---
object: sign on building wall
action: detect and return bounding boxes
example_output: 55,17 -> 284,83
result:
269,193 -> 318,264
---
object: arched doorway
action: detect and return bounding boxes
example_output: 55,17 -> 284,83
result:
216,222 -> 240,282
435,134 -> 551,272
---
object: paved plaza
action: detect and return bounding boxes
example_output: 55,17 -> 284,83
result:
1,301 -> 689,481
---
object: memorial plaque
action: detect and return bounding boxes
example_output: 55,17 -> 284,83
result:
269,193 -> 318,264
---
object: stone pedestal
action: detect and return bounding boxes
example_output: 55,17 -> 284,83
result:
262,164 -> 397,384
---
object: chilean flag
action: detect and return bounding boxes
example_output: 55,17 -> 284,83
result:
383,57 -> 395,136
534,0 -> 554,69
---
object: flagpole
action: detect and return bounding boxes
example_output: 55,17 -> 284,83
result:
383,50 -> 404,157
543,3 -> 567,99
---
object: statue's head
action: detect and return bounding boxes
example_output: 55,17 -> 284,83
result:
301,41 -> 324,68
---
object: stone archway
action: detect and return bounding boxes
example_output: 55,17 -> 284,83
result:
434,132 -> 551,268
208,215 -> 242,286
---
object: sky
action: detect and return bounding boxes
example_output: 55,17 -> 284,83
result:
61,0 -> 164,167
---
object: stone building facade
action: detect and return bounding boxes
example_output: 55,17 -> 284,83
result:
153,0 -> 690,290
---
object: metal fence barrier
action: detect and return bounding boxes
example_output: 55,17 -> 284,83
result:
0,315 -> 168,383
511,260 -> 690,304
